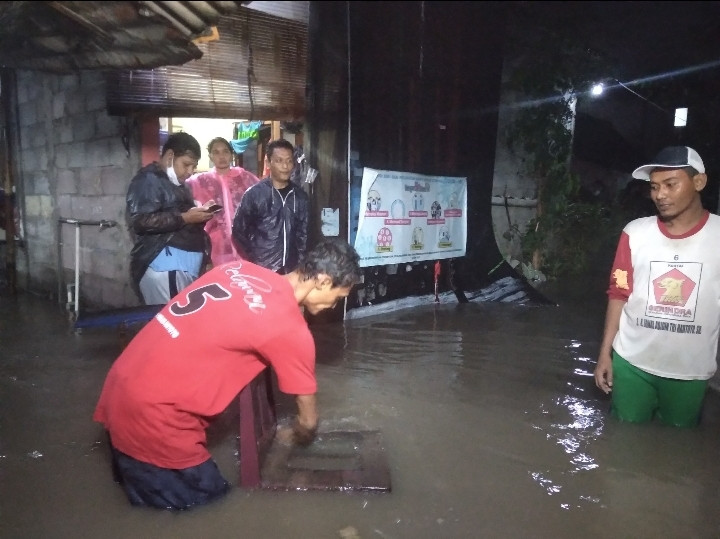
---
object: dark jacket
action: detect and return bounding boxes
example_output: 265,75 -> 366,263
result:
231,178 -> 309,274
126,162 -> 209,288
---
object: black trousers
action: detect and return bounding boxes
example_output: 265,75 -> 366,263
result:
111,446 -> 231,511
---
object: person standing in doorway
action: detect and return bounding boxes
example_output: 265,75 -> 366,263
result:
126,132 -> 214,305
594,146 -> 720,427
232,139 -> 308,275
186,137 -> 260,266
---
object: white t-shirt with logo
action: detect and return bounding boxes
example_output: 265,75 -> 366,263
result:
609,212 -> 720,380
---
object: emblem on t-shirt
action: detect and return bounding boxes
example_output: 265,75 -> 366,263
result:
646,262 -> 700,322
612,269 -> 629,290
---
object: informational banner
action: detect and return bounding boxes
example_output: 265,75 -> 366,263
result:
354,168 -> 467,267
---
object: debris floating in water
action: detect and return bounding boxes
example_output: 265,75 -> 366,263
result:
338,526 -> 360,539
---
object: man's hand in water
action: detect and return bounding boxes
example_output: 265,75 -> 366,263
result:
275,420 -> 317,447
275,424 -> 296,446
292,417 -> 318,446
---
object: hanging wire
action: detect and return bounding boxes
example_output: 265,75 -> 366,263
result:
419,1 -> 425,78
244,11 -> 256,121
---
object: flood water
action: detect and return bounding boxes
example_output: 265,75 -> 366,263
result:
1,279 -> 720,539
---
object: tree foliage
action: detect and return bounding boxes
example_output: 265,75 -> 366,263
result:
502,3 -> 618,278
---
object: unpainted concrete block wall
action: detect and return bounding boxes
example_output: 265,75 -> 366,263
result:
491,75 -> 541,263
490,58 -> 575,264
15,70 -> 141,309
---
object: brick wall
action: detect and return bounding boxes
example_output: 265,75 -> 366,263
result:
14,70 -> 141,309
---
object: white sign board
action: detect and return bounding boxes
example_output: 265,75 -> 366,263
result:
354,167 -> 467,267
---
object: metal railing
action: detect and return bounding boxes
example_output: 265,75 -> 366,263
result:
56,217 -> 117,314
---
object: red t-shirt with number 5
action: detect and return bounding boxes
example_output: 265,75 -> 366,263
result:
93,260 -> 316,469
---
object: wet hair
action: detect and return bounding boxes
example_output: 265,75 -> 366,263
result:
266,138 -> 295,160
207,137 -> 234,155
299,237 -> 362,289
162,132 -> 201,161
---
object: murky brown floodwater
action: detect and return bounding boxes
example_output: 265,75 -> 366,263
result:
2,280 -> 720,539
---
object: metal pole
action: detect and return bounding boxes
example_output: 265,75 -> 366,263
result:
56,219 -> 63,305
344,0 -> 352,320
74,222 -> 80,314
1,68 -> 17,295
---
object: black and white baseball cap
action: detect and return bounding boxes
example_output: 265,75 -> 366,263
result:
631,146 -> 705,180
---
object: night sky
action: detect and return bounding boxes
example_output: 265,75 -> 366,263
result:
520,2 -> 720,177
530,1 -> 720,81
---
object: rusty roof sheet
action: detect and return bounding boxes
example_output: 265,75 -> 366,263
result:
0,1 -> 249,73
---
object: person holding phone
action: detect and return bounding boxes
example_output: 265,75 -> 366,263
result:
126,132 -> 213,305
186,137 -> 259,266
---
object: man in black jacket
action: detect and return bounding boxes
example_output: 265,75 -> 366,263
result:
232,139 -> 309,274
126,132 -> 214,304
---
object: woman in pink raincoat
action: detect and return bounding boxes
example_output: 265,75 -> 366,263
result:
187,137 -> 259,266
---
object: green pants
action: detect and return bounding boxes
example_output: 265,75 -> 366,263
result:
611,351 -> 708,428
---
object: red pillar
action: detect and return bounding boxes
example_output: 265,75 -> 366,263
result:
140,117 -> 160,166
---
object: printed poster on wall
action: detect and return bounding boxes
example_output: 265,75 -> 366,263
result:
354,167 -> 467,267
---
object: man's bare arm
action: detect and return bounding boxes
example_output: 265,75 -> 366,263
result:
293,393 -> 318,445
594,298 -> 625,394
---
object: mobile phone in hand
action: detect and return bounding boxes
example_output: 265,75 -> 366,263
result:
206,204 -> 223,213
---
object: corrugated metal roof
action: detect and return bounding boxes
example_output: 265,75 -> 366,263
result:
0,1 -> 250,72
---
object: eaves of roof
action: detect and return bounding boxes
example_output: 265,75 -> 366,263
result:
0,1 -> 250,73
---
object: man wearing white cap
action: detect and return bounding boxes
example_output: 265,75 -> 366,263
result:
594,146 -> 720,427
